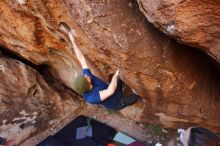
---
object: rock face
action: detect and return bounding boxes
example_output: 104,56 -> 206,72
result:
136,0 -> 220,63
0,0 -> 81,89
0,0 -> 220,133
0,54 -> 81,144
0,55 -> 55,143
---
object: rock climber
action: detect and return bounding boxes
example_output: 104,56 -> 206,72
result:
64,24 -> 140,110
178,127 -> 220,146
0,137 -> 16,146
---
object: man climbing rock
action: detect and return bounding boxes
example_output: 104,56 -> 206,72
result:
67,26 -> 139,110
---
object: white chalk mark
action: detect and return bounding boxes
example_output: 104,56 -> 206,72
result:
19,110 -> 29,116
131,89 -> 137,94
167,24 -> 175,33
0,65 -> 4,73
17,0 -> 27,4
3,120 -> 7,124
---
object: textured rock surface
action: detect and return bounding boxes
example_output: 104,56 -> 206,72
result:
0,0 -> 220,134
0,55 -> 80,144
0,0 -> 81,89
137,0 -> 220,62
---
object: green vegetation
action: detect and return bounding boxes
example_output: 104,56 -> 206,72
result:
147,124 -> 169,143
107,109 -> 116,114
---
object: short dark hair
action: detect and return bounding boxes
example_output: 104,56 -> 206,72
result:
189,127 -> 220,146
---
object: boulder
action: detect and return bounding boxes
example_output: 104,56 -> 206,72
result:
0,0 -> 220,132
0,0 -> 81,89
137,0 -> 220,62
0,55 -> 79,144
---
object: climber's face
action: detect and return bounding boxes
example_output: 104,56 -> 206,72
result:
181,127 -> 192,146
84,75 -> 93,90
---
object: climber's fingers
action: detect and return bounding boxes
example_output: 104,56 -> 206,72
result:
114,69 -> 119,77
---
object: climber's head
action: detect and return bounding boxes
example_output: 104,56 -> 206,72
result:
73,75 -> 92,95
181,127 -> 220,146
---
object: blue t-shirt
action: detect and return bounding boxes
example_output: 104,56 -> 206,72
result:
82,68 -> 121,109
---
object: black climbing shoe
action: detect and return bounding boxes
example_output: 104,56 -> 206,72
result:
124,93 -> 139,106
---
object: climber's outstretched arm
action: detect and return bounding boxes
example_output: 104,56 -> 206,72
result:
69,31 -> 88,69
